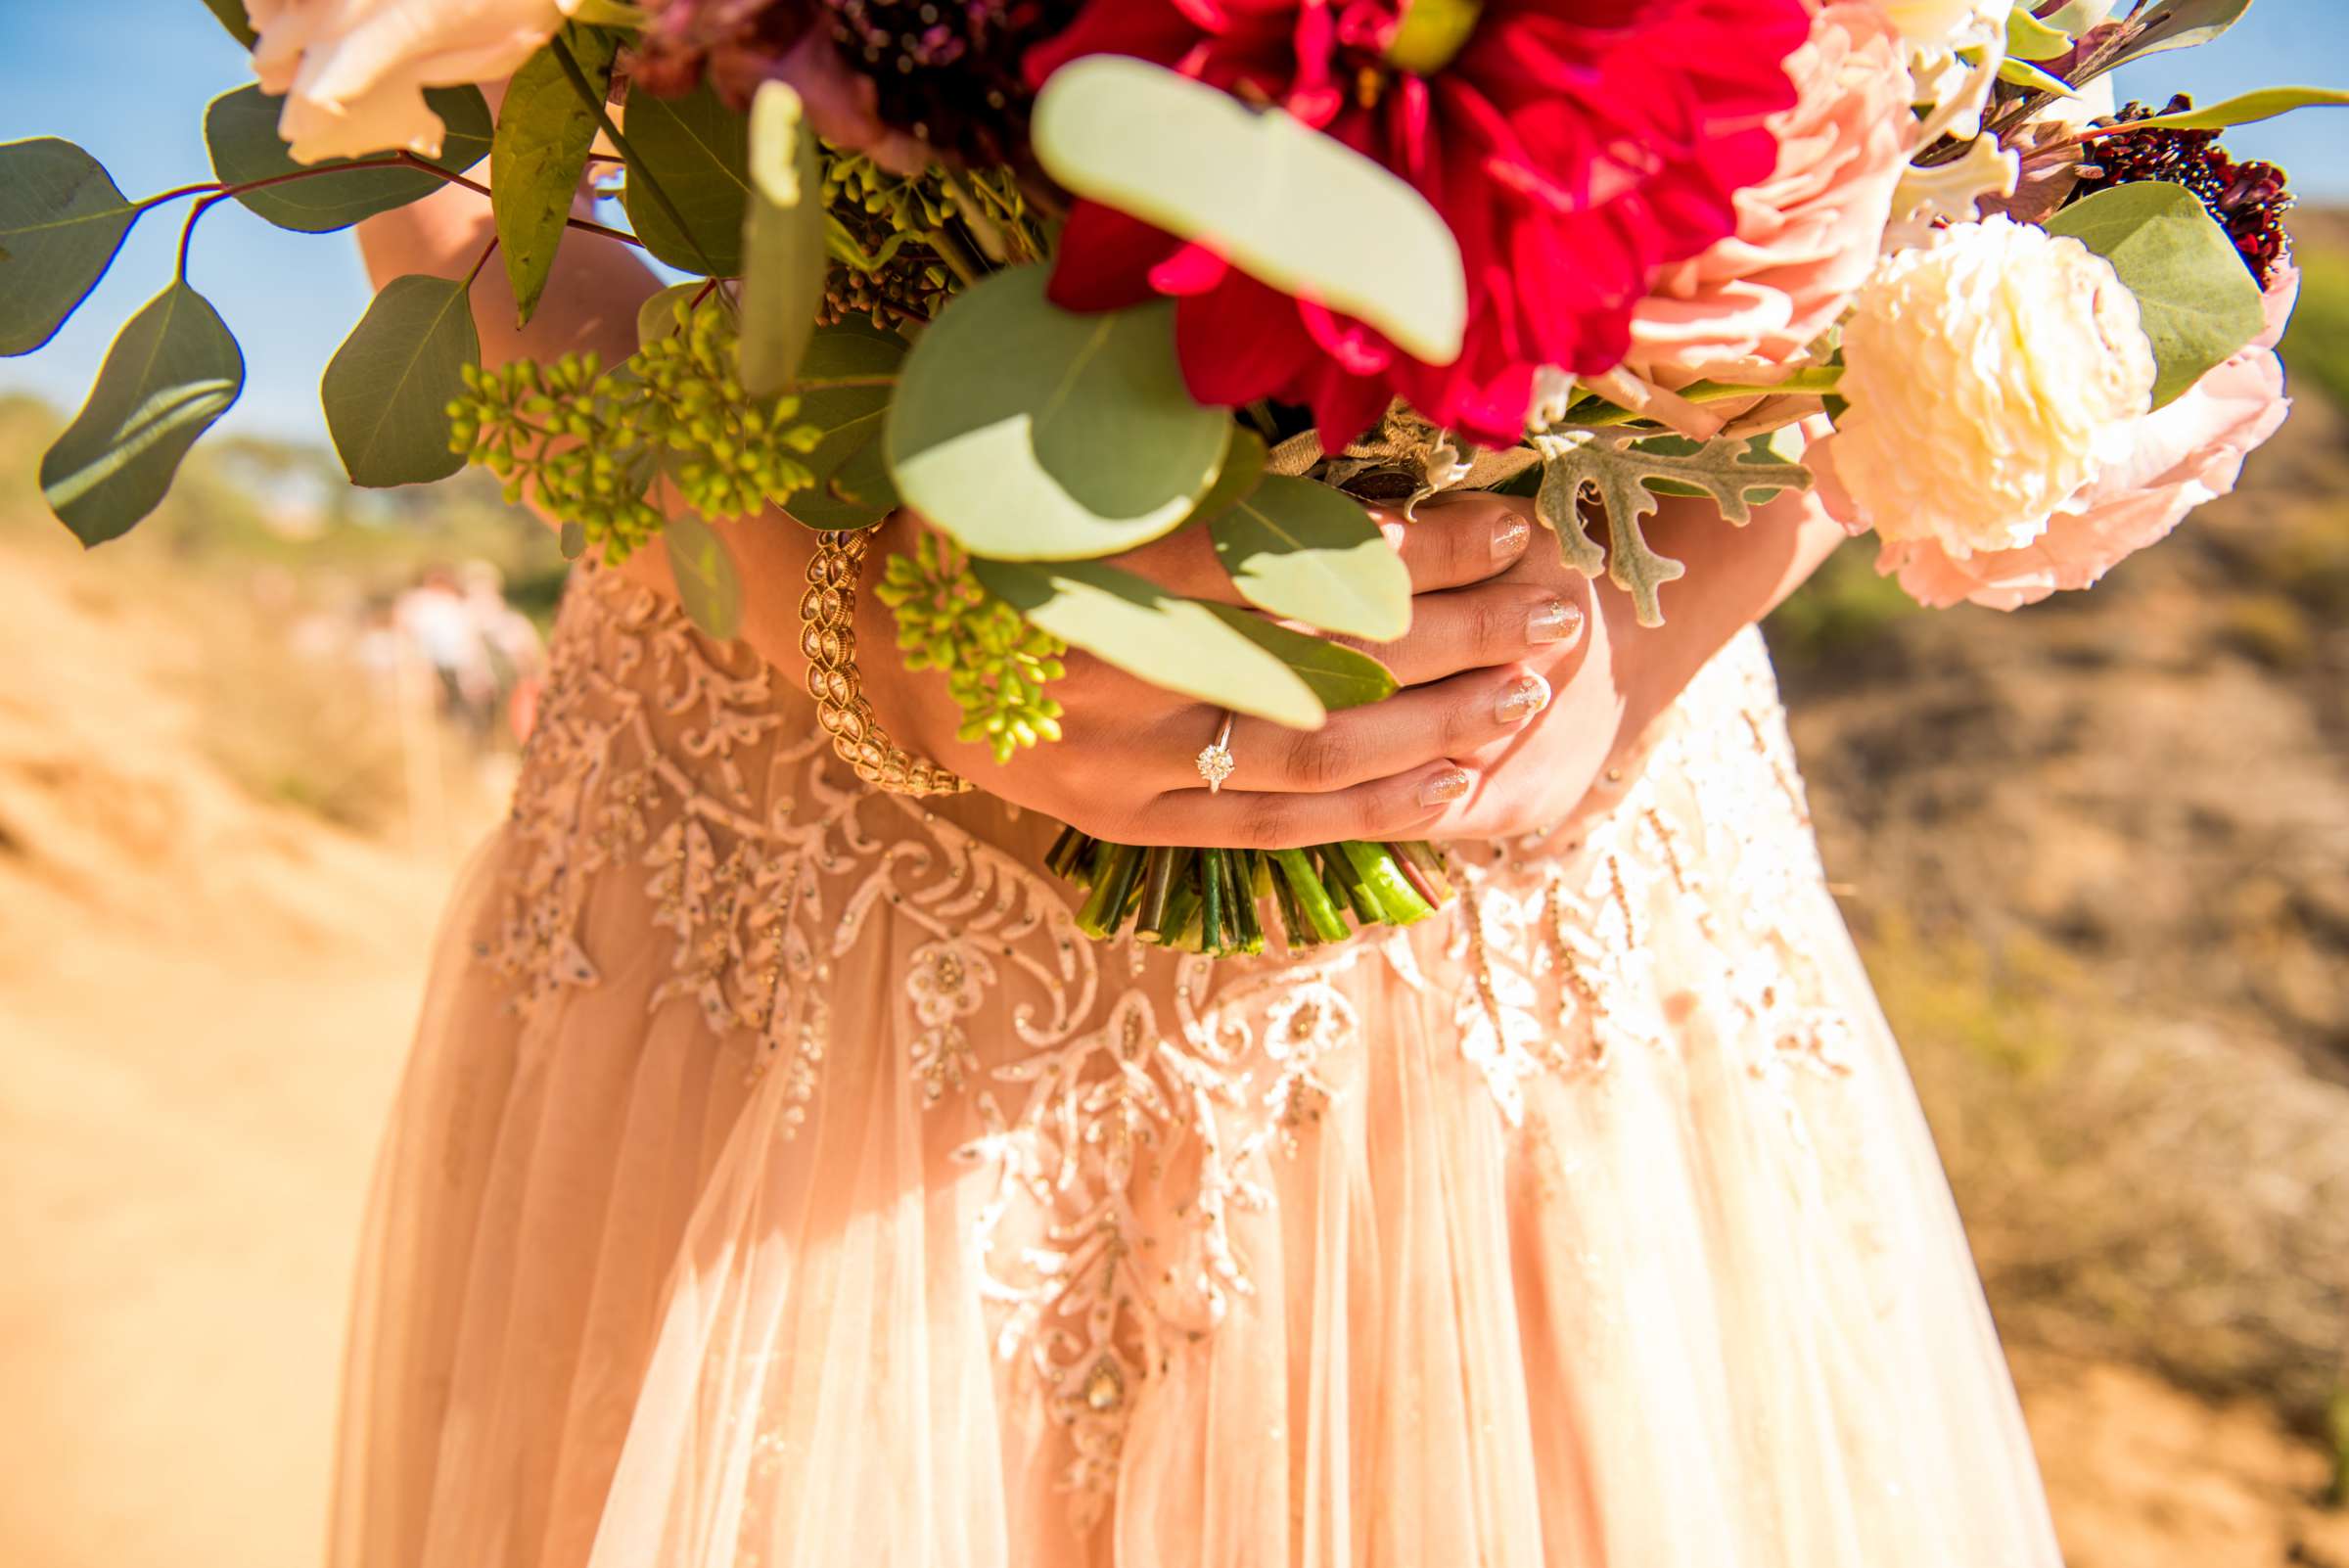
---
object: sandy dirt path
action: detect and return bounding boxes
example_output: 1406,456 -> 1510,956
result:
0,540 -> 480,1568
0,907 -> 438,1568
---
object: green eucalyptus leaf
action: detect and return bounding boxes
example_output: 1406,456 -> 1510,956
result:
636,279 -> 707,349
200,0 -> 257,46
40,280 -> 243,547
887,267 -> 1231,561
560,520 -> 588,560
788,382 -> 898,529
1182,425 -> 1267,528
2114,0 -> 2254,62
737,81 -> 826,396
664,513 -> 744,640
1209,474 -> 1410,640
492,25 -> 619,325
796,315 -> 907,383
2116,85 -> 2349,131
0,139 -> 138,357
205,83 -> 493,233
621,81 -> 750,275
2047,179 -> 2266,408
786,321 -> 907,528
972,558 -> 1324,729
321,274 -> 480,487
1030,55 -> 1466,368
1204,605 -> 1398,712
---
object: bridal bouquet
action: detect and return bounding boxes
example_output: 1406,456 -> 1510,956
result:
4,0 -> 2333,953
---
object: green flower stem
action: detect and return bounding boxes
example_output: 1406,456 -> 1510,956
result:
1044,825 -> 1092,881
1046,831 -> 1454,954
1319,852 -> 1352,918
1076,842 -> 1143,939
1676,366 -> 1843,403
1323,844 -> 1381,924
1271,872 -> 1309,947
1341,840 -> 1436,926
1201,847 -> 1228,954
1272,849 -> 1352,944
1136,845 -> 1189,942
1225,852 -> 1267,955
1153,877 -> 1202,950
925,225 -> 984,288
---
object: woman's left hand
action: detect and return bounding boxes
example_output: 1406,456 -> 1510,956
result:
1369,482 -> 1844,841
1348,491 -> 1625,842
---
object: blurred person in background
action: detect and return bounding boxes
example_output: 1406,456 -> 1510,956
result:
392,565 -> 496,742
457,560 -> 546,743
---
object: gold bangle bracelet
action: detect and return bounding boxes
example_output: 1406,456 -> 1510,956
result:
799,527 -> 974,798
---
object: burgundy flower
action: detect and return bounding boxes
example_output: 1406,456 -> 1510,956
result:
631,0 -> 1076,167
1026,0 -> 1813,446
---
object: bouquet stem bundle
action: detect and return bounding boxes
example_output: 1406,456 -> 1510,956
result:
1045,829 -> 1453,956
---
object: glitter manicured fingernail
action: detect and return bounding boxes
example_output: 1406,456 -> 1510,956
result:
1527,599 -> 1583,645
1418,767 -> 1472,807
1492,516 -> 1531,563
1496,674 -> 1549,723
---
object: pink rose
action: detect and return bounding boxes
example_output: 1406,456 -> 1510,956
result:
1819,267 -> 2297,610
1623,1 -> 1912,388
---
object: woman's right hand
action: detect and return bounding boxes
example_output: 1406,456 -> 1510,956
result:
856,497 -> 1589,849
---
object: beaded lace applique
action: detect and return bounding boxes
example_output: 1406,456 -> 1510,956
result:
490,570 -> 1849,1520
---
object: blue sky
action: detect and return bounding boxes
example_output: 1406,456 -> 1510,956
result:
2,0 -> 2344,445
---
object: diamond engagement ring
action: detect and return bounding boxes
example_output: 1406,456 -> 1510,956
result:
1194,713 -> 1236,794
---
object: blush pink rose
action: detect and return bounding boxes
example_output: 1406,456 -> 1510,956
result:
245,0 -> 576,162
1623,1 -> 1913,388
1817,267 -> 2297,610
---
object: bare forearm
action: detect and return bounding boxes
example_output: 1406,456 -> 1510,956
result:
1596,486 -> 1845,765
354,182 -> 652,371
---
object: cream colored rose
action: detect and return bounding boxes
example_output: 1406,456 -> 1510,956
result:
1816,215 -> 2156,558
245,0 -> 576,163
1863,269 -> 2296,609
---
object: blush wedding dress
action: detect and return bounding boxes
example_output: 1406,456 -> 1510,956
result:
330,566 -> 2063,1567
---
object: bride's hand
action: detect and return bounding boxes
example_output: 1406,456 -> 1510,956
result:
1396,484 -> 1846,841
855,499 -> 1587,849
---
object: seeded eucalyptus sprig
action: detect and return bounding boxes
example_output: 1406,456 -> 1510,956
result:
446,296 -> 827,563
875,531 -> 1067,762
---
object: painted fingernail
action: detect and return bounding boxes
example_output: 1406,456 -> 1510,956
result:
1492,516 -> 1531,563
1527,598 -> 1584,646
1496,673 -> 1550,723
1418,767 -> 1473,807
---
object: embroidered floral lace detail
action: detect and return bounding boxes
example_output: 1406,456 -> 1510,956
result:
490,568 -> 1851,1523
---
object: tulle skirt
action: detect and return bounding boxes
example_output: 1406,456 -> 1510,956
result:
331,571 -> 2060,1567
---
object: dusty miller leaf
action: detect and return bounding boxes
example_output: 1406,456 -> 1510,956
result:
1530,430 -> 1813,627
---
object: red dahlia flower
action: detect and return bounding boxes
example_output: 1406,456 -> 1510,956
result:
1026,0 -> 1814,446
